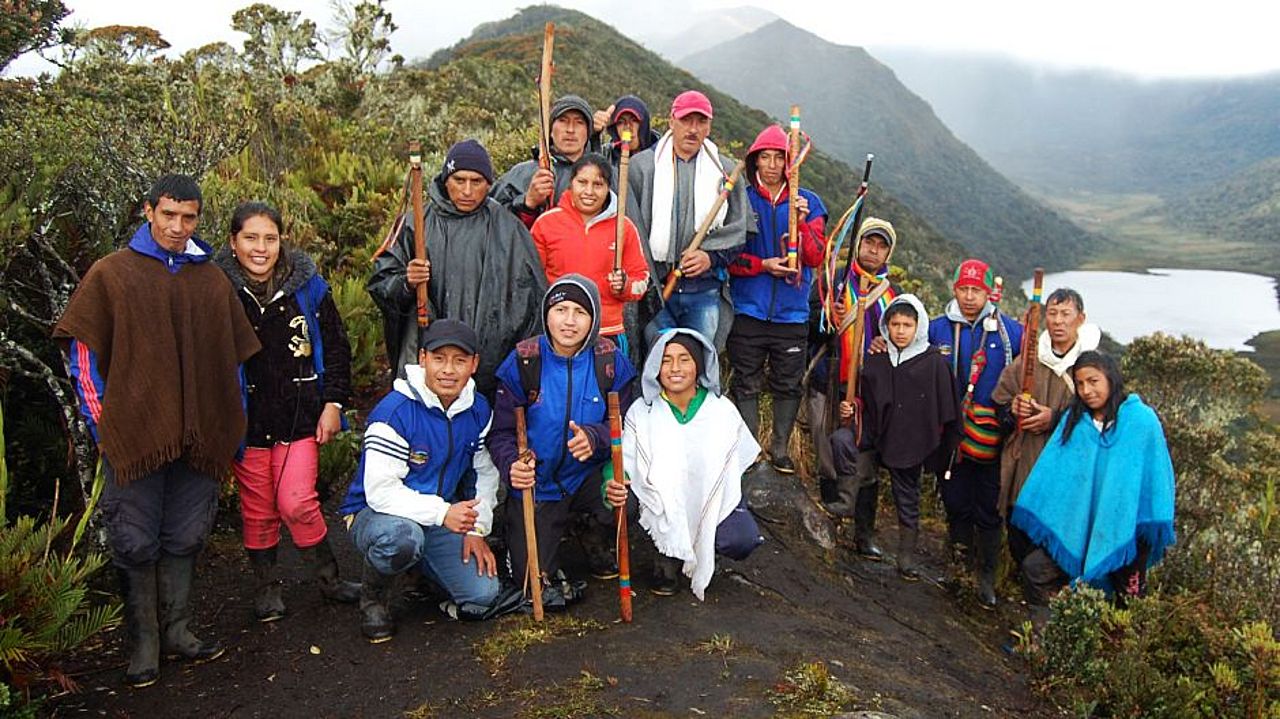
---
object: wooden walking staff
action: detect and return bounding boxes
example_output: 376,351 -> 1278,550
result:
607,392 -> 632,623
535,22 -> 556,210
836,154 -> 876,435
1018,268 -> 1046,431
409,140 -> 429,328
514,407 -> 544,621
785,105 -> 801,278
661,157 -> 747,301
613,130 -> 633,278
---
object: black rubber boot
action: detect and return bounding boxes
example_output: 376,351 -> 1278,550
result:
359,562 -> 395,644
157,553 -> 225,663
852,483 -> 883,561
119,566 -> 160,688
650,554 -> 681,596
733,395 -> 761,445
975,527 -> 1001,610
897,527 -> 920,581
246,547 -> 286,622
579,523 -> 619,580
824,474 -> 858,517
769,397 -> 800,474
947,520 -> 975,568
302,538 -> 361,604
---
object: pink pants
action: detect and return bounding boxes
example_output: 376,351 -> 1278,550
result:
234,438 -> 328,551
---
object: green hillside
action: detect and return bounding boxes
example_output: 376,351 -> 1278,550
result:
1179,156 -> 1280,274
428,6 -> 966,289
684,20 -> 1102,279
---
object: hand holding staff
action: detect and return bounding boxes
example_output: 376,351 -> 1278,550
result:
607,392 -> 632,623
1018,268 -> 1045,431
611,130 -> 633,296
514,407 -> 544,621
661,157 -> 747,301
408,140 -> 429,328
534,22 -> 556,211
785,105 -> 801,279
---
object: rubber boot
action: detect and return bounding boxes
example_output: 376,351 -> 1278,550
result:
650,554 -> 681,596
975,527 -> 1001,610
734,395 -> 761,446
897,527 -> 920,581
824,475 -> 858,517
947,520 -> 975,569
246,547 -> 286,622
118,566 -> 160,688
156,553 -> 225,663
579,522 -> 619,580
301,537 -> 361,604
852,483 -> 883,561
769,397 -> 801,474
359,562 -> 395,643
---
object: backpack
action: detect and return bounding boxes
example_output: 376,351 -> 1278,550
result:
514,335 -> 619,404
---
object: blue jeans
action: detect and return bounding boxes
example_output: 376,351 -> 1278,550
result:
350,507 -> 499,606
646,286 -> 720,346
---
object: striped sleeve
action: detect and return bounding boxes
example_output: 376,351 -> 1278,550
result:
68,339 -> 105,444
361,421 -> 449,527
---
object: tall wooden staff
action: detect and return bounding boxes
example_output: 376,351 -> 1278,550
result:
535,22 -> 556,210
607,392 -> 632,623
785,105 -> 801,279
661,158 -> 747,301
1018,268 -> 1046,430
838,155 -> 875,432
514,407 -> 543,621
613,130 -> 632,280
408,140 -> 429,329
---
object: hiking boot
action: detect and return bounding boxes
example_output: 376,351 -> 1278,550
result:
301,538 -> 360,604
359,562 -> 395,644
650,555 -> 681,597
975,527 -> 1002,610
542,571 -> 588,612
119,566 -> 160,688
157,553 -> 225,663
897,528 -> 920,582
247,547 -> 286,623
768,397 -> 800,475
852,484 -> 882,561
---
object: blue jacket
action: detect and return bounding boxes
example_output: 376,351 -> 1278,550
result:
730,186 -> 827,324
927,300 -> 1023,407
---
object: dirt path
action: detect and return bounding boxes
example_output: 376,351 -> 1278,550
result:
49,466 -> 1053,718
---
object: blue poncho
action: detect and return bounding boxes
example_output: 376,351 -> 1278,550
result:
1010,393 -> 1176,593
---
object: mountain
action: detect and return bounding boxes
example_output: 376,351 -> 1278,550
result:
428,5 -> 966,288
642,6 -> 778,62
685,20 -> 1099,278
1179,156 -> 1280,273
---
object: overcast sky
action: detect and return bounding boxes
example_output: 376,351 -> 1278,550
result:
9,0 -> 1280,79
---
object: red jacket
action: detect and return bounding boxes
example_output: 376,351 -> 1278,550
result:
531,191 -> 650,336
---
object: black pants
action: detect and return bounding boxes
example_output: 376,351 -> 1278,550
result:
1022,540 -> 1151,605
938,460 -> 1002,532
726,315 -> 807,401
887,464 -> 923,530
504,473 -> 613,582
99,458 -> 220,569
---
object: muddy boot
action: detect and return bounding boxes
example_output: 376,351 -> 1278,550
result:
650,554 -> 682,596
975,527 -> 1001,610
359,562 -> 395,644
157,553 -> 225,663
246,547 -> 286,623
947,520 -> 975,569
768,397 -> 800,474
852,483 -> 883,561
301,538 -> 361,604
896,527 -> 920,581
118,566 -> 160,688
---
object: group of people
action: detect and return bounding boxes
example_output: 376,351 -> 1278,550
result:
56,88 -> 1176,690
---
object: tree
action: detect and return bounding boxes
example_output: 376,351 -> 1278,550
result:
231,3 -> 323,77
328,0 -> 396,75
0,0 -> 69,72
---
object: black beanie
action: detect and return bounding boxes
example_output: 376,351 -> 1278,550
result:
442,139 -> 494,184
544,282 -> 594,323
666,333 -> 706,380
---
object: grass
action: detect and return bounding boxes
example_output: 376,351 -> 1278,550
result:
472,614 -> 606,674
766,660 -> 858,717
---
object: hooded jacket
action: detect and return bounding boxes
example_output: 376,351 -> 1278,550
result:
928,298 -> 1023,408
491,95 -> 601,226
729,124 -> 828,324
367,173 -> 547,397
530,189 -> 650,336
489,275 -> 638,502
859,295 -> 958,469
601,95 -> 660,172
214,246 -> 352,446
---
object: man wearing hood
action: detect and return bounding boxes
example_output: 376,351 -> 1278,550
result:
367,139 -> 547,396
847,295 -> 958,580
927,259 -> 1023,607
593,95 -> 661,173
626,90 -> 748,351
488,275 -> 638,608
605,328 -> 764,598
492,94 -> 600,227
726,124 -> 828,474
993,288 -> 1101,590
55,174 -> 261,687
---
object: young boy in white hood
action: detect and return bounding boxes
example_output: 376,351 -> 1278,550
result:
835,295 -> 958,580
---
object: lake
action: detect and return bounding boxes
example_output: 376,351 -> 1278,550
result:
1020,269 -> 1280,351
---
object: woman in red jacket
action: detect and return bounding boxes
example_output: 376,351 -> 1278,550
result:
531,153 -> 650,354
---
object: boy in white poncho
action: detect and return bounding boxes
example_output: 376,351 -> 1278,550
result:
604,328 -> 763,599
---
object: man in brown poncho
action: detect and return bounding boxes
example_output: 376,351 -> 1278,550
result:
54,174 -> 261,688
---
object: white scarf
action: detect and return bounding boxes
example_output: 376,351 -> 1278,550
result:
648,132 -> 729,262
1037,323 -> 1102,389
622,392 -> 759,600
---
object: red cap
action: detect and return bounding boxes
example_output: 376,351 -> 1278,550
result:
952,259 -> 994,292
671,90 -> 714,120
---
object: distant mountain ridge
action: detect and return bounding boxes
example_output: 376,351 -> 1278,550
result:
684,20 -> 1100,278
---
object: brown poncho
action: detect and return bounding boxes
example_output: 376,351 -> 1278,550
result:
54,248 -> 261,483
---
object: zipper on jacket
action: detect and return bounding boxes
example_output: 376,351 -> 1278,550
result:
547,356 -> 575,500
437,415 -> 454,498
766,202 -> 780,320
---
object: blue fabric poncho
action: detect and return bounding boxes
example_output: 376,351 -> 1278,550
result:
1010,393 -> 1176,593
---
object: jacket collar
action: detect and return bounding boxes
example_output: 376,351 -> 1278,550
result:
128,223 -> 212,270
396,364 -> 477,419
